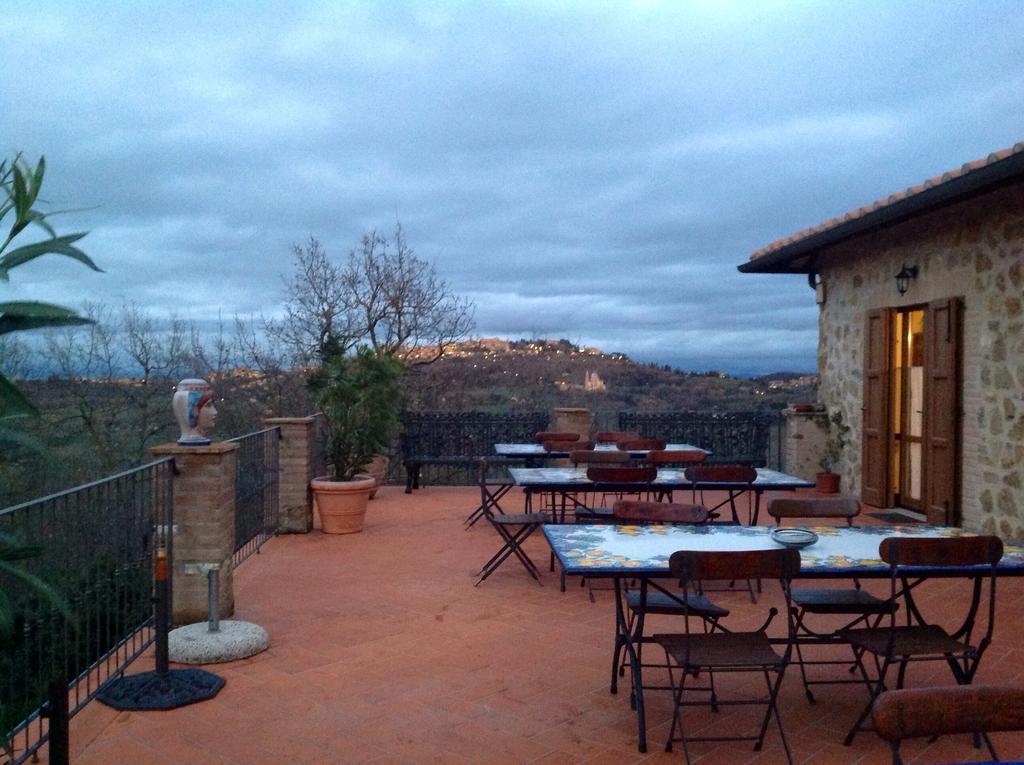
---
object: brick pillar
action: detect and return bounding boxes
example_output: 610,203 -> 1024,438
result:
552,407 -> 591,440
264,416 -> 318,533
149,441 -> 238,624
782,408 -> 829,481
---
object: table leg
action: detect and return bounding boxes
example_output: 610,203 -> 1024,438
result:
611,577 -> 647,753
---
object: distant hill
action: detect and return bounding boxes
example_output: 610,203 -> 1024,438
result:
405,338 -> 817,417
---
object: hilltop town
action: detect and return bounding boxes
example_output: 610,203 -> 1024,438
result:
404,337 -> 816,415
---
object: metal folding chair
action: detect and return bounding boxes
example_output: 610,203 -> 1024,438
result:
842,535 -> 1003,745
872,684 -> 1024,764
767,495 -> 896,703
655,548 -> 801,764
609,501 -> 729,690
474,458 -> 551,586
684,464 -> 756,524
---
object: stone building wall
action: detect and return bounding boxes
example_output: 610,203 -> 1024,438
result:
813,181 -> 1023,537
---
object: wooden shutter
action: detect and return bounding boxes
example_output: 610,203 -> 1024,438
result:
861,309 -> 890,507
922,298 -> 961,526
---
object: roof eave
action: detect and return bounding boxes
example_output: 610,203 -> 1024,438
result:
739,148 -> 1024,274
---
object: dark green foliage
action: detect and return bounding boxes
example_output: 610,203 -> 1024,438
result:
309,347 -> 404,481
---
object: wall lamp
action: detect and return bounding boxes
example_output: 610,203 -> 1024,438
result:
895,264 -> 918,295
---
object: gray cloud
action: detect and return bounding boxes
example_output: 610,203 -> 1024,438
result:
3,0 -> 1023,376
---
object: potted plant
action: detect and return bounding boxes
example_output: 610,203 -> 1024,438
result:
309,347 -> 403,534
816,409 -> 849,494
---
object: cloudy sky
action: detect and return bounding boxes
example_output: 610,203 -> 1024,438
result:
3,1 -> 1022,375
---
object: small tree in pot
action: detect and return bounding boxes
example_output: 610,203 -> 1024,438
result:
816,409 -> 850,494
309,346 -> 403,533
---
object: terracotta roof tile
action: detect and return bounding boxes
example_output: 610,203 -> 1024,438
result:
750,139 -> 1024,261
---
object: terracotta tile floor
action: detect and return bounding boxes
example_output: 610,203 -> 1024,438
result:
61,486 -> 1024,764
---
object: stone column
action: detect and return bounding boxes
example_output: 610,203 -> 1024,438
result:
149,441 -> 239,624
264,416 -> 318,533
782,407 -> 829,481
552,407 -> 591,440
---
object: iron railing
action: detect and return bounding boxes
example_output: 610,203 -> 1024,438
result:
396,411 -> 550,486
229,428 -> 280,566
0,459 -> 174,764
619,411 -> 784,469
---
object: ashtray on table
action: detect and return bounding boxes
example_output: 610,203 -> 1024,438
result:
770,528 -> 819,549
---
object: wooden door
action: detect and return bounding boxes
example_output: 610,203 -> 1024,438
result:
862,309 -> 890,507
922,298 -> 961,525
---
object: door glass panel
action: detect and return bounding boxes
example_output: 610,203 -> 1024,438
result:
908,442 -> 922,501
890,308 -> 925,508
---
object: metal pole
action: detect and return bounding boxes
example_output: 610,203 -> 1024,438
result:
207,568 -> 221,632
154,549 -> 169,675
46,677 -> 70,765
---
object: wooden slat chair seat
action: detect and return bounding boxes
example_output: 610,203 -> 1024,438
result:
655,548 -> 802,764
767,495 -> 896,703
842,535 -> 1004,746
872,685 -> 1024,764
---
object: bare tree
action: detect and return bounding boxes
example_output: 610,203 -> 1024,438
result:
275,224 -> 475,366
270,237 -> 356,364
40,301 -> 192,473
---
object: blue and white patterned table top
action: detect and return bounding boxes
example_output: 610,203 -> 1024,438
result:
543,523 -> 1024,578
510,466 -> 814,489
495,443 -> 705,457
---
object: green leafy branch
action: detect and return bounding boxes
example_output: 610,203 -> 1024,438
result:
0,155 -> 101,423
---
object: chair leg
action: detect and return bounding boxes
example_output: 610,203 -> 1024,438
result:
845,657 -> 890,745
476,525 -> 542,586
758,668 -> 793,764
889,740 -> 903,765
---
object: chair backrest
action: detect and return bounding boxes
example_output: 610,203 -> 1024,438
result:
570,449 -> 629,466
879,535 -> 1003,568
669,548 -> 801,582
542,439 -> 594,452
534,431 -> 580,444
767,496 -> 860,525
646,449 -> 706,466
684,465 -> 757,484
612,500 -> 708,524
872,685 -> 1024,742
586,465 -> 657,484
592,430 -> 640,444
616,438 -> 667,451
878,535 -> 1004,653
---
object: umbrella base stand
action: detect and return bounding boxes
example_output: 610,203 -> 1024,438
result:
98,668 -> 224,711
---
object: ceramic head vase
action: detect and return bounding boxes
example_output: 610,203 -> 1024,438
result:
173,378 -> 218,445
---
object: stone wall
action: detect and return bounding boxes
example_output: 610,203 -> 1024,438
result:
813,181 -> 1023,537
782,408 -> 829,482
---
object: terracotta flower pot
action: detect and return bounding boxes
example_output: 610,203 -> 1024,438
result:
362,455 -> 390,499
816,472 -> 840,494
311,474 -> 375,534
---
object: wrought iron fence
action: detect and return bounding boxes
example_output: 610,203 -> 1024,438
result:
395,411 -> 550,485
0,459 -> 174,764
619,411 -> 784,469
229,427 -> 280,566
